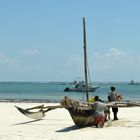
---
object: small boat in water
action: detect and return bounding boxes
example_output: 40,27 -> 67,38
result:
129,80 -> 140,85
64,80 -> 99,92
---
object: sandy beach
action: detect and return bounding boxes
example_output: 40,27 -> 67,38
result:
0,102 -> 140,140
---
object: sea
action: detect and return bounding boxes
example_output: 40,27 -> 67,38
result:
0,81 -> 140,103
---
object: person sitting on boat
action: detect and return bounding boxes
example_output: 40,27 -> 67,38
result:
88,95 -> 103,103
91,96 -> 110,128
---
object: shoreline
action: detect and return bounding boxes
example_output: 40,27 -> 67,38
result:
0,98 -> 61,103
1,98 -> 140,103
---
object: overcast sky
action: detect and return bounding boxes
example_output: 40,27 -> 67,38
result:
0,0 -> 140,82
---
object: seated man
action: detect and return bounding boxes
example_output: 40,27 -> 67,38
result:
91,96 -> 110,128
88,95 -> 103,103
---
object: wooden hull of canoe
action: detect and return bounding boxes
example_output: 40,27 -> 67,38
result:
67,107 -> 94,127
61,96 -> 94,127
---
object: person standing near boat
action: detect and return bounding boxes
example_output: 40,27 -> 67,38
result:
108,86 -> 122,120
91,96 -> 110,128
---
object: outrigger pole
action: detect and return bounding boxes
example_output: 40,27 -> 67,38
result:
83,17 -> 89,102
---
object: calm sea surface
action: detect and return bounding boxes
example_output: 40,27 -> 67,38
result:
0,82 -> 140,102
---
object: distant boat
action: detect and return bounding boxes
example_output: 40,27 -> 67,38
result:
129,80 -> 140,85
64,80 -> 99,92
64,18 -> 99,93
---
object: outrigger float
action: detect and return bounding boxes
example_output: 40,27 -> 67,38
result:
15,17 -> 140,127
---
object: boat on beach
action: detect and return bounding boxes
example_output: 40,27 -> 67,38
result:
15,95 -> 140,127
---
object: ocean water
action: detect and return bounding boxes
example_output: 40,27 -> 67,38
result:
0,82 -> 140,102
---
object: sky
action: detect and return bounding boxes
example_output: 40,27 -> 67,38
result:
0,0 -> 140,82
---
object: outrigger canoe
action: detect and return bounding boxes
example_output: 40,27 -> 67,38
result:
15,96 -> 140,127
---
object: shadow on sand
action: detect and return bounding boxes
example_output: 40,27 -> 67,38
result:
56,125 -> 82,132
12,119 -> 43,126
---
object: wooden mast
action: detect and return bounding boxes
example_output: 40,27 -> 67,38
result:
83,17 -> 89,102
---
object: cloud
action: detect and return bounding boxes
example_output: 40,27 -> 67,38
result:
63,48 -> 140,81
65,48 -> 129,71
0,52 -> 47,73
62,54 -> 84,80
23,48 -> 39,55
21,65 -> 49,73
0,48 -> 140,82
93,48 -> 140,81
0,53 -> 19,70
94,48 -> 129,70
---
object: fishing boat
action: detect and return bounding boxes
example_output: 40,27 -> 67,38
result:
64,18 -> 99,93
15,17 -> 140,128
64,80 -> 99,92
15,95 -> 140,127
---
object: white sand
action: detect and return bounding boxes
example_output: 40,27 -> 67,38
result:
0,102 -> 140,140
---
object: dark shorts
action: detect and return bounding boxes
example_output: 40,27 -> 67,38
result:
112,107 -> 118,113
